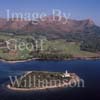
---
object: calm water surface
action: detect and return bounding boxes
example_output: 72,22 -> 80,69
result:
0,60 -> 100,100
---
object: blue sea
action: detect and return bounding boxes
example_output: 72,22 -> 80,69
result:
0,60 -> 100,100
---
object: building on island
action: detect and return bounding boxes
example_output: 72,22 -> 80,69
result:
62,70 -> 70,78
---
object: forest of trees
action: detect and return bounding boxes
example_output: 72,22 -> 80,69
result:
80,37 -> 100,52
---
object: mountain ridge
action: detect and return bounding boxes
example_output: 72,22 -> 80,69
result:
0,16 -> 100,39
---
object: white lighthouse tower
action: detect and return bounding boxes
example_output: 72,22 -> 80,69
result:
62,70 -> 70,77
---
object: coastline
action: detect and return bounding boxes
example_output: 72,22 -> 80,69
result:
0,58 -> 39,64
0,56 -> 100,63
6,71 -> 80,92
6,84 -> 67,91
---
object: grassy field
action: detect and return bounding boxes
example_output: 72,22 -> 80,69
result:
44,40 -> 98,57
0,34 -> 99,61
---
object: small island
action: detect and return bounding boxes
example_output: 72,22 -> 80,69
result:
7,70 -> 80,91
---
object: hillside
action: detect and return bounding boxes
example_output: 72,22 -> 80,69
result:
0,16 -> 100,55
0,16 -> 100,40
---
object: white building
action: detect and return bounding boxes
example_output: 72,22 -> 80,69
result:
62,70 -> 70,77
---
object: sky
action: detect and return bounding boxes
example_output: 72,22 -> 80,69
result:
0,0 -> 100,25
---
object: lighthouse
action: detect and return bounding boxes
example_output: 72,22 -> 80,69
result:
62,70 -> 70,77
